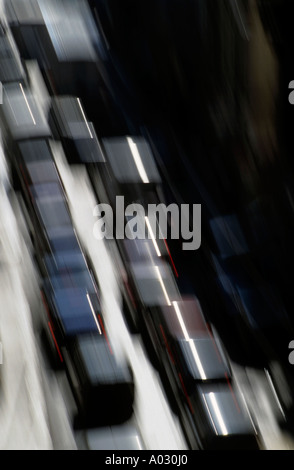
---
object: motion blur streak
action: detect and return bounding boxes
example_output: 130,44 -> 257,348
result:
47,322 -> 63,363
98,314 -> 113,354
2,0 -> 294,450
172,300 -> 207,380
127,136 -> 150,184
154,265 -> 172,306
145,216 -> 161,257
19,83 -> 36,125
86,292 -> 102,334
163,239 -> 179,278
77,98 -> 94,139
225,372 -> 241,414
207,392 -> 229,436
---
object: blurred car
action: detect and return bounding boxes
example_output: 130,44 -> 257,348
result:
11,138 -> 62,191
5,139 -> 71,252
66,333 -> 134,426
7,137 -> 82,265
40,253 -> 135,426
41,261 -> 103,354
1,82 -> 51,142
115,215 -> 179,332
5,0 -> 99,75
128,259 -> 180,308
88,135 -> 163,209
28,181 -> 73,255
189,382 -> 260,450
143,296 -> 261,449
5,0 -> 115,130
85,422 -> 144,450
6,139 -> 75,264
146,297 -> 232,384
0,19 -> 25,85
122,257 -> 180,337
48,95 -> 105,164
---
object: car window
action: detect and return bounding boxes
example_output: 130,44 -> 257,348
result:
47,226 -> 81,253
25,160 -> 60,184
19,139 -> 53,162
31,183 -> 71,229
53,287 -> 100,335
102,136 -> 161,184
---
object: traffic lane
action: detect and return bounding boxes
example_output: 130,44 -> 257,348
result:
10,190 -> 79,450
53,140 -> 294,450
52,141 -> 187,450
8,140 -> 186,450
232,363 -> 294,450
0,183 -> 52,450
6,138 -> 294,451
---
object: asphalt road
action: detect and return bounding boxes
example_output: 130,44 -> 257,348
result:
1,136 -> 294,449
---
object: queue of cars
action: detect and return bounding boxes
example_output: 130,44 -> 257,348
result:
80,136 -> 261,449
0,33 -> 134,428
5,0 -> 128,136
1,0 -> 262,449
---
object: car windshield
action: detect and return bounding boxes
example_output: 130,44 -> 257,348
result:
102,136 -> 161,184
129,260 -> 180,306
47,226 -> 80,253
0,32 -> 24,82
197,383 -> 257,437
44,250 -> 88,274
52,287 -> 101,335
76,334 -> 132,384
31,183 -> 72,230
175,338 -> 230,382
160,298 -> 209,339
25,160 -> 60,184
48,268 -> 97,294
19,139 -> 53,162
2,82 -> 51,138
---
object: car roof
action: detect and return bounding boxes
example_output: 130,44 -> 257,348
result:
129,260 -> 180,307
52,286 -> 101,335
39,0 -> 98,62
102,136 -> 161,185
30,181 -> 64,199
85,424 -> 144,450
51,96 -> 91,138
43,250 -> 88,274
2,82 -> 51,139
75,334 -> 132,385
158,298 -> 231,381
47,266 -> 97,293
6,0 -> 99,62
176,338 -> 230,382
25,160 -> 60,185
50,96 -> 106,162
46,225 -> 81,253
160,298 -> 209,339
197,383 -> 257,437
0,28 -> 25,83
30,182 -> 72,229
18,139 -> 53,162
5,0 -> 44,24
122,235 -> 168,264
35,196 -> 72,230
